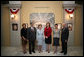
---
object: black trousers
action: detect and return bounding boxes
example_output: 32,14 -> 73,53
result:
62,41 -> 67,54
29,40 -> 35,53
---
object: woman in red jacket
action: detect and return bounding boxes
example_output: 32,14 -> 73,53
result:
44,22 -> 52,53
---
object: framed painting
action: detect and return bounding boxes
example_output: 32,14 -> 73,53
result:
30,13 -> 55,28
12,23 -> 18,31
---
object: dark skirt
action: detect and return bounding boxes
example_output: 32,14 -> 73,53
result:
45,36 -> 52,44
53,38 -> 59,46
21,38 -> 27,45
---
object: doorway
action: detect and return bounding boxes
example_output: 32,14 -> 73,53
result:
30,13 -> 55,50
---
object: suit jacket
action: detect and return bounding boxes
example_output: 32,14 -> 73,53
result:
27,27 -> 36,41
44,27 -> 52,37
61,27 -> 69,42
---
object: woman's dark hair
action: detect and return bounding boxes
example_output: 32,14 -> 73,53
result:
46,22 -> 50,27
55,24 -> 58,26
22,23 -> 26,26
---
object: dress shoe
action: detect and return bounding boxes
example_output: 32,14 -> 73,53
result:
64,53 -> 67,55
23,51 -> 27,54
29,52 -> 32,54
32,51 -> 35,53
48,51 -> 50,53
60,51 -> 64,53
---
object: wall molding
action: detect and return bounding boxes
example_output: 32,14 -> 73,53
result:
63,4 -> 76,8
9,4 -> 21,8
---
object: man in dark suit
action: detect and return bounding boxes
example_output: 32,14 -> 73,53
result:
60,23 -> 69,55
27,22 -> 36,54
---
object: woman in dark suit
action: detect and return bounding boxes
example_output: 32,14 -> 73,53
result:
21,23 -> 27,54
44,22 -> 52,53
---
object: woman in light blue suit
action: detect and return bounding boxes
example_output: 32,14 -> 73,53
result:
36,24 -> 44,53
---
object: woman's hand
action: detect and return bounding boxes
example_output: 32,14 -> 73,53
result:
22,36 -> 26,41
65,40 -> 68,42
45,36 -> 48,38
23,37 -> 26,40
27,40 -> 29,41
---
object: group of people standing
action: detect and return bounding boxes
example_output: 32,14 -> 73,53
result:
21,22 -> 69,55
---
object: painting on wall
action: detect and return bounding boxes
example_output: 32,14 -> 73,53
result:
68,23 -> 73,31
12,23 -> 18,31
30,13 -> 55,28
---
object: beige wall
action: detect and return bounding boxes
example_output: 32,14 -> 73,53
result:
1,5 -> 10,46
21,1 -> 63,27
74,4 -> 83,46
